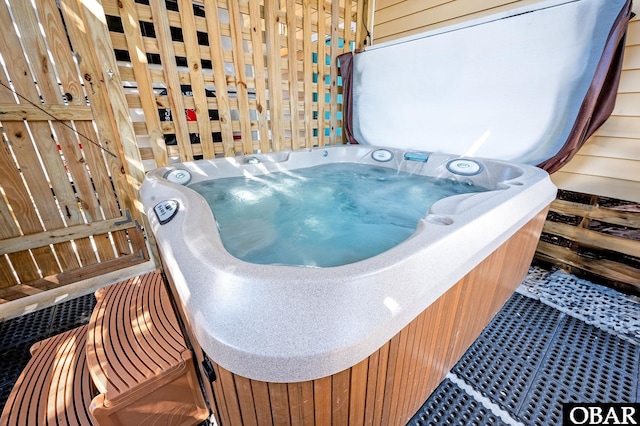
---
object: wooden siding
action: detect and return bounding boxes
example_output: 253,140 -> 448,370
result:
373,1 -> 640,203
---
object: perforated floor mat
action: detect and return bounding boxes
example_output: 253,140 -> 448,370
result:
1,271 -> 638,425
409,291 -> 640,425
408,378 -> 511,426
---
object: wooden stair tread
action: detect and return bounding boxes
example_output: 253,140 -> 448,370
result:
0,325 -> 97,426
86,270 -> 189,405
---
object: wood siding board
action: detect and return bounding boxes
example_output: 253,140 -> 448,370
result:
618,69 -> 640,93
301,379 -> 316,426
551,172 -> 640,204
558,154 -> 640,182
396,319 -> 418,421
405,303 -> 427,418
622,44 -> 640,70
288,382 -> 305,426
211,364 -> 232,426
117,0 -> 168,167
375,0 -> 451,26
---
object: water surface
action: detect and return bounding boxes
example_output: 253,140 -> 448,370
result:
189,163 -> 488,267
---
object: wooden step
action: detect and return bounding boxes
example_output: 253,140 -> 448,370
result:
0,325 -> 98,425
86,270 -> 208,426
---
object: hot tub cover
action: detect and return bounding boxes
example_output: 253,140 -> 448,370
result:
340,0 -> 633,173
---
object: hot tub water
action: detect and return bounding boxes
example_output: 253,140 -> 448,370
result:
189,163 -> 489,267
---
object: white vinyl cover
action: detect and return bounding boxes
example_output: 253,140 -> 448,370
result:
352,0 -> 625,164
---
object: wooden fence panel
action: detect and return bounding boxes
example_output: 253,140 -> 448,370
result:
0,0 -> 148,298
102,0 -> 363,171
535,190 -> 640,293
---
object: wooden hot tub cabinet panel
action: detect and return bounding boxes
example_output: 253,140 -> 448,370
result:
204,208 -> 549,426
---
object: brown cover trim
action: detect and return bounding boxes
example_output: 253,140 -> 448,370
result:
537,0 -> 634,173
338,51 -> 358,144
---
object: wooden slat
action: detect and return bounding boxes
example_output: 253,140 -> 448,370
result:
316,0 -> 327,147
286,0 -> 301,149
228,0 -> 255,154
536,240 -> 640,287
178,0 -> 215,159
549,199 -> 640,227
60,0 -> 147,260
117,0 -> 168,167
265,1 -> 287,152
303,0 -> 315,148
11,0 -> 102,230
329,0 -> 340,145
204,0 -> 236,157
542,220 -> 640,258
0,217 -> 137,256
247,0 -> 271,154
0,105 -> 93,121
149,0 -> 193,161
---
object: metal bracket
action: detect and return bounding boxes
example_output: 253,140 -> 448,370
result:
114,209 -> 132,226
202,355 -> 217,383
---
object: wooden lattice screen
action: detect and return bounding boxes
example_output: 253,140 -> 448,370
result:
103,0 -> 367,171
0,0 -> 368,298
0,0 -> 148,297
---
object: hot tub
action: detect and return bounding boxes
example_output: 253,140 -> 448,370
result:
140,0 -> 631,423
142,146 -> 554,382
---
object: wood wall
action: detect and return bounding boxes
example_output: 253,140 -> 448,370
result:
0,0 -> 148,297
0,0 -> 369,300
372,0 -> 640,204
103,0 -> 367,172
